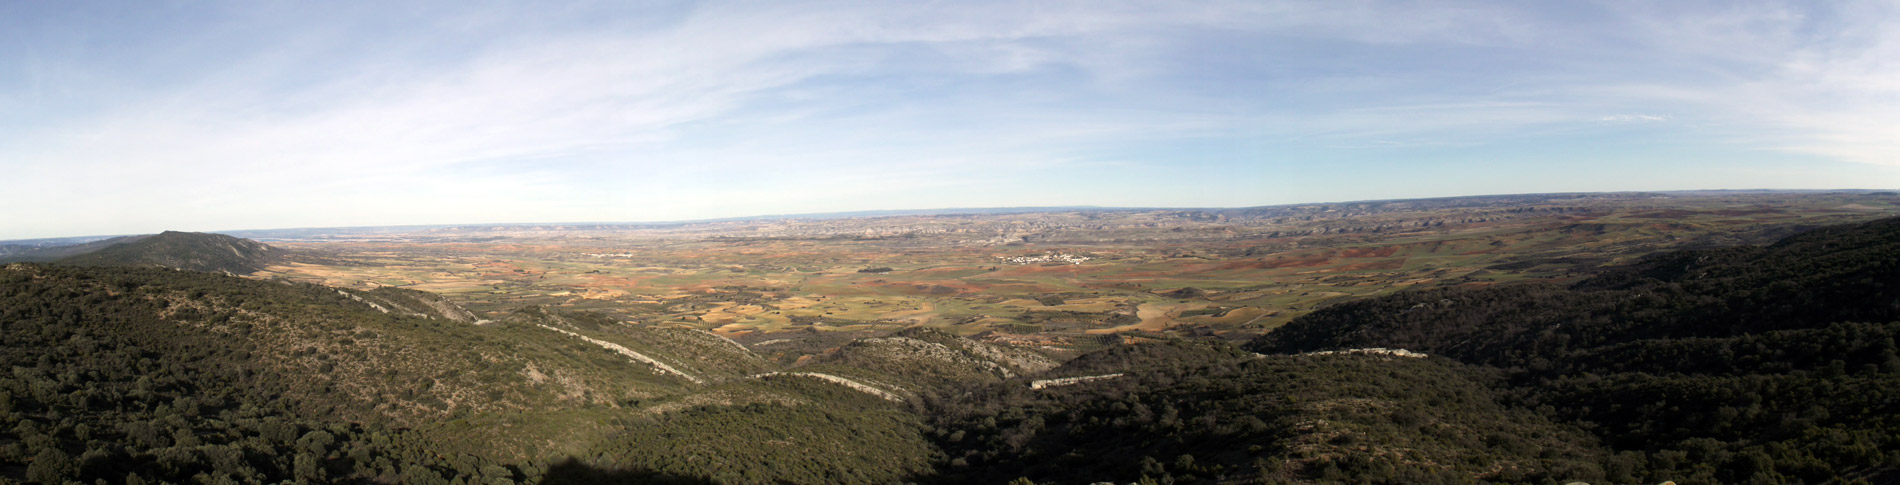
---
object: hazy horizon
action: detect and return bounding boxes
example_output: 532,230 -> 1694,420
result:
6,188 -> 1894,243
6,1 -> 1897,240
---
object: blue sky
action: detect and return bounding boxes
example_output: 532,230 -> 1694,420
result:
2,1 -> 1896,239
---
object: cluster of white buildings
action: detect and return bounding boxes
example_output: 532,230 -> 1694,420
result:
579,252 -> 637,258
1301,348 -> 1428,358
1003,252 -> 1091,265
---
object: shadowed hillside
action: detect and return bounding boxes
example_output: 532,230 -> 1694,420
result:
1245,216 -> 1900,484
921,343 -> 1613,484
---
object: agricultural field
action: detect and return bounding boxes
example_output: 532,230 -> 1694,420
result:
252,191 -> 1898,353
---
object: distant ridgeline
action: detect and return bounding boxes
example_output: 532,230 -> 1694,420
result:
0,230 -> 284,274
59,231 -> 282,274
0,235 -> 149,263
0,218 -> 1896,484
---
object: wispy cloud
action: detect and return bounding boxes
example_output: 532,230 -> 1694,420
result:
1590,1 -> 1899,165
1600,114 -> 1667,122
1,1 -> 1895,239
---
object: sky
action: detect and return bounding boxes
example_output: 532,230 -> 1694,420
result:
2,0 -> 1897,240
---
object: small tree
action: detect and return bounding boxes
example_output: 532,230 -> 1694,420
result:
27,448 -> 76,484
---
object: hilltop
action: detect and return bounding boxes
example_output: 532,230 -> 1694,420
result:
60,231 -> 282,274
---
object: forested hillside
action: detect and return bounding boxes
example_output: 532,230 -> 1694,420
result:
0,263 -> 1027,483
921,342 -> 1613,484
0,264 -> 520,483
60,231 -> 281,274
1248,216 -> 1900,484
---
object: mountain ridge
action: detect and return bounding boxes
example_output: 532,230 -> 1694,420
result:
58,231 -> 282,274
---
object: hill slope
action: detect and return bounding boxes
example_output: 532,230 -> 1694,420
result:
790,327 -> 1060,400
60,231 -> 281,274
0,263 -> 731,482
0,265 -> 1004,483
1251,216 -> 1900,363
923,343 -> 1611,484
1246,216 -> 1900,484
0,235 -> 150,262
